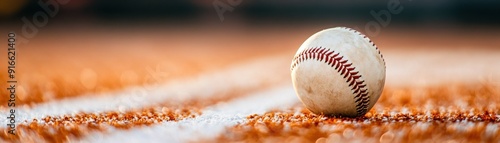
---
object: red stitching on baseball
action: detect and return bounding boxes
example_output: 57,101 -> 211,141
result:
291,47 -> 370,115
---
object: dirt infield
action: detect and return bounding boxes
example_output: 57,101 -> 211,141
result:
218,84 -> 500,142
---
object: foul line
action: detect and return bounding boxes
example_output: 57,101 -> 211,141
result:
81,86 -> 298,142
0,55 -> 290,124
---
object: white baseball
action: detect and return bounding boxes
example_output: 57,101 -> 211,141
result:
291,27 -> 386,117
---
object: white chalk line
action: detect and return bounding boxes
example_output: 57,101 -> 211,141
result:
80,86 -> 298,143
0,55 -> 291,126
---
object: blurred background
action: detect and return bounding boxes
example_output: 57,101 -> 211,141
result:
2,0 -> 500,25
2,0 -> 500,44
1,0 -> 499,50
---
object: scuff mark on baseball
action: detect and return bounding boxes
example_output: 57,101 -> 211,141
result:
291,27 -> 386,117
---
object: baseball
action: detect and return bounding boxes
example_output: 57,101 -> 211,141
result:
291,27 -> 386,117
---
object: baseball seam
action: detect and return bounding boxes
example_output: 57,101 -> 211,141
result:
291,47 -> 369,115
